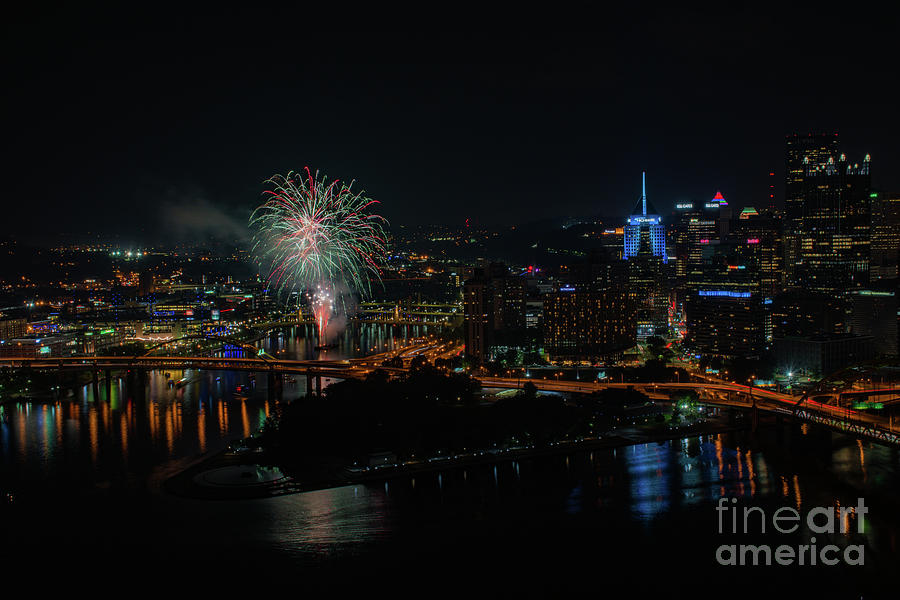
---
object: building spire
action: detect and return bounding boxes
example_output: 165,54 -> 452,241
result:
642,171 -> 647,216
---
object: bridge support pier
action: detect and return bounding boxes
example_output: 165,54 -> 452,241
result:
306,370 -> 313,398
126,368 -> 146,401
315,373 -> 322,397
751,402 -> 759,434
267,371 -> 283,401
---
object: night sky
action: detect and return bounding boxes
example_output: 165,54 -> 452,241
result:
5,8 -> 899,243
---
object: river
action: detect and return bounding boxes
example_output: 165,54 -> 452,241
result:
1,325 -> 898,595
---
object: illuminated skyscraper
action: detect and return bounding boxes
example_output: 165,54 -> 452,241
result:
786,134 -> 838,226
870,191 -> 900,282
463,263 -> 526,363
784,133 -> 838,284
731,208 -> 783,297
794,153 -> 871,293
671,192 -> 728,286
624,172 -> 666,262
628,225 -> 668,339
543,256 -> 635,362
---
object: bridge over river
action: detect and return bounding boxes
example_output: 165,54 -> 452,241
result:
2,340 -> 898,446
477,374 -> 900,446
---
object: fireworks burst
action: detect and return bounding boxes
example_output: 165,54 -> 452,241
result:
249,168 -> 388,340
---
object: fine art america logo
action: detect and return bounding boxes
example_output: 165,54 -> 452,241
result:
715,497 -> 867,566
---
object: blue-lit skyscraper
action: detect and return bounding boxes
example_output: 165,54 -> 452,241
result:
624,172 -> 666,263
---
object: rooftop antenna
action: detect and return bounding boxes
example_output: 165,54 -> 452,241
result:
642,171 -> 647,216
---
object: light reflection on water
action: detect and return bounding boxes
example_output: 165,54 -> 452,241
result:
2,415 -> 899,597
0,323 -> 432,495
265,486 -> 392,554
0,374 -> 280,491
249,431 -> 899,562
2,320 -> 899,588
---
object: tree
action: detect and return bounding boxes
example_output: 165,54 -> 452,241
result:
670,402 -> 682,425
522,380 -> 538,400
645,336 -> 673,365
502,348 -> 520,366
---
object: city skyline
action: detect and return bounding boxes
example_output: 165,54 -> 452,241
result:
3,10 -> 900,596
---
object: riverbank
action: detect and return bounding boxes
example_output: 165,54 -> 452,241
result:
0,369 -> 116,403
163,416 -> 753,500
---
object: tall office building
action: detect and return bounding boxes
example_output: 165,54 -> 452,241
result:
684,290 -> 766,359
784,133 -> 871,292
543,286 -> 635,363
683,238 -> 767,359
785,133 -> 839,284
850,288 -> 898,357
624,172 -> 666,262
785,133 -> 839,228
463,278 -> 489,362
795,154 -> 871,292
870,191 -> 900,282
771,289 -> 847,339
627,226 -> 668,339
671,201 -> 700,279
463,263 -> 526,363
671,192 -> 728,284
542,252 -> 634,363
730,208 -> 783,297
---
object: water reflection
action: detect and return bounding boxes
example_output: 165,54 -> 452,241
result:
248,430 -> 898,566
257,322 -> 436,362
269,486 -> 392,553
0,374 -> 279,493
0,323 -> 431,497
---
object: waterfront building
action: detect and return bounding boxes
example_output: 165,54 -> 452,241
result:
850,288 -> 898,357
774,333 -> 875,378
771,289 -> 847,339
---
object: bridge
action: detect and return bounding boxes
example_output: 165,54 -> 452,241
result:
353,300 -> 462,327
476,373 -> 900,446
2,337 -> 898,445
274,300 -> 462,328
0,335 -> 458,398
